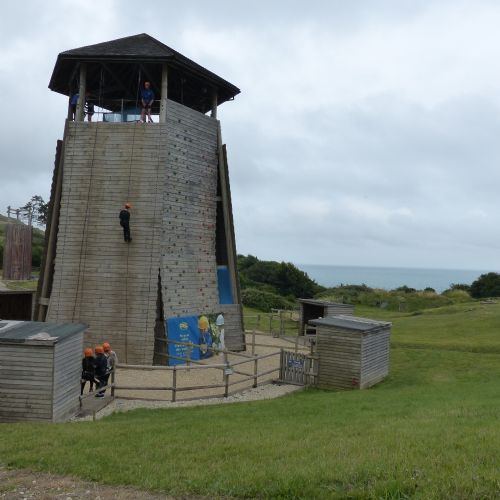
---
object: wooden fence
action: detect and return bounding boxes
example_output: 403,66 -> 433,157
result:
278,350 -> 318,386
112,340 -> 282,402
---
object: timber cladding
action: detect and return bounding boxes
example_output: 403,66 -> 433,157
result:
46,99 -> 244,365
310,315 -> 391,390
0,321 -> 85,423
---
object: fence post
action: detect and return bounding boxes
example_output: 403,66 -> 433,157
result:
269,314 -> 273,335
280,348 -> 284,381
295,335 -> 299,354
187,342 -> 192,370
252,329 -> 256,356
280,310 -> 284,336
257,314 -> 261,332
224,351 -> 229,397
172,365 -> 177,402
253,356 -> 258,388
111,368 -> 115,398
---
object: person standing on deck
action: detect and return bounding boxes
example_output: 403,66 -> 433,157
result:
119,203 -> 132,242
140,81 -> 154,123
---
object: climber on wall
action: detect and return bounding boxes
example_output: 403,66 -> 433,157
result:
119,203 -> 132,242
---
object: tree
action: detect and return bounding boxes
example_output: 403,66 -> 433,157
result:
21,195 -> 48,226
470,273 -> 500,299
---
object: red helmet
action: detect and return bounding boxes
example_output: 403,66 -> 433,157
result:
125,202 -> 131,209
84,347 -> 93,357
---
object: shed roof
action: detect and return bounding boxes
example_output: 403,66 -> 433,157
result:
310,315 -> 391,332
298,298 -> 352,307
0,321 -> 87,344
49,33 -> 240,114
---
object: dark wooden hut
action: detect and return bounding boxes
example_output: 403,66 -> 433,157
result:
298,298 -> 354,335
0,290 -> 35,320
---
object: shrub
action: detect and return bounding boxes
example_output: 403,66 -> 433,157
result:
241,287 -> 296,312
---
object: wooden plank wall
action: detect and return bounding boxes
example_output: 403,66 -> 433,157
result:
0,343 -> 54,422
53,333 -> 83,421
47,121 -> 165,364
3,223 -> 32,280
360,329 -> 390,389
47,100 -> 246,365
316,327 -> 362,389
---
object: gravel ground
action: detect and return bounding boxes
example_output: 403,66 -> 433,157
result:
78,333 -> 308,420
0,465 -> 202,499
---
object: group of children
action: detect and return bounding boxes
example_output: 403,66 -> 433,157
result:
81,342 -> 118,398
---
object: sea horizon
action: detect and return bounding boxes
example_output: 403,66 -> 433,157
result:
296,264 -> 495,293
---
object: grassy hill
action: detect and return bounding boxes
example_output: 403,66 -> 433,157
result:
1,300 -> 500,497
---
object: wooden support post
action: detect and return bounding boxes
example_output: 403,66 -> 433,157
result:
252,329 -> 256,356
172,365 -> 177,402
253,357 -> 258,388
37,133 -> 67,321
159,63 -> 168,123
76,63 -> 86,122
279,348 -> 284,381
187,342 -> 192,370
111,369 -> 115,398
224,351 -> 229,397
211,89 -> 218,119
295,335 -> 299,354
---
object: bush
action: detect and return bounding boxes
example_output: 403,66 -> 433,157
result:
441,289 -> 471,302
470,273 -> 500,299
241,287 -> 296,312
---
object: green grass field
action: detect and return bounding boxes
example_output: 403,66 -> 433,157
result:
1,300 -> 500,498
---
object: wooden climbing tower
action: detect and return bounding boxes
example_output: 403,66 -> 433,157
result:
37,34 -> 245,364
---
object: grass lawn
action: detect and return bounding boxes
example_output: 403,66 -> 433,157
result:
1,301 -> 500,498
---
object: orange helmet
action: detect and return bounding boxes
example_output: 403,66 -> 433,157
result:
84,347 -> 93,357
95,345 -> 104,354
125,202 -> 131,209
103,342 -> 111,352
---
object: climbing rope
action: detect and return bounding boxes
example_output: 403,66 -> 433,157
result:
71,121 -> 100,322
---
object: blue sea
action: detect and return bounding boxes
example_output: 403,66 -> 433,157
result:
297,265 -> 493,293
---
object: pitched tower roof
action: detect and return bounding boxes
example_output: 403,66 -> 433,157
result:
49,33 -> 240,114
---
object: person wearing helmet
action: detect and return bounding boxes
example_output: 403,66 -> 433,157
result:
102,342 -> 118,388
81,347 -> 97,395
94,345 -> 108,398
119,203 -> 132,242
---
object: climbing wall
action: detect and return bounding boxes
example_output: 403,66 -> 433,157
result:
46,121 -> 165,363
161,101 -> 245,350
161,100 -> 220,316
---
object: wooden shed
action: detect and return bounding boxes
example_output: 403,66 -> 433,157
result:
310,315 -> 391,390
0,321 -> 86,422
0,290 -> 35,320
298,298 -> 354,335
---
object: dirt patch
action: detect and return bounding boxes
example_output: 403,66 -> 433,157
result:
0,465 -> 188,499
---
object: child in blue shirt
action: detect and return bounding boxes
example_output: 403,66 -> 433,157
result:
140,81 -> 154,123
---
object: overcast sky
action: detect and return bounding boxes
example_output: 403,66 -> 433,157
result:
1,0 -> 500,271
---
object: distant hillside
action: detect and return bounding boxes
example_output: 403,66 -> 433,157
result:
0,213 -> 46,268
